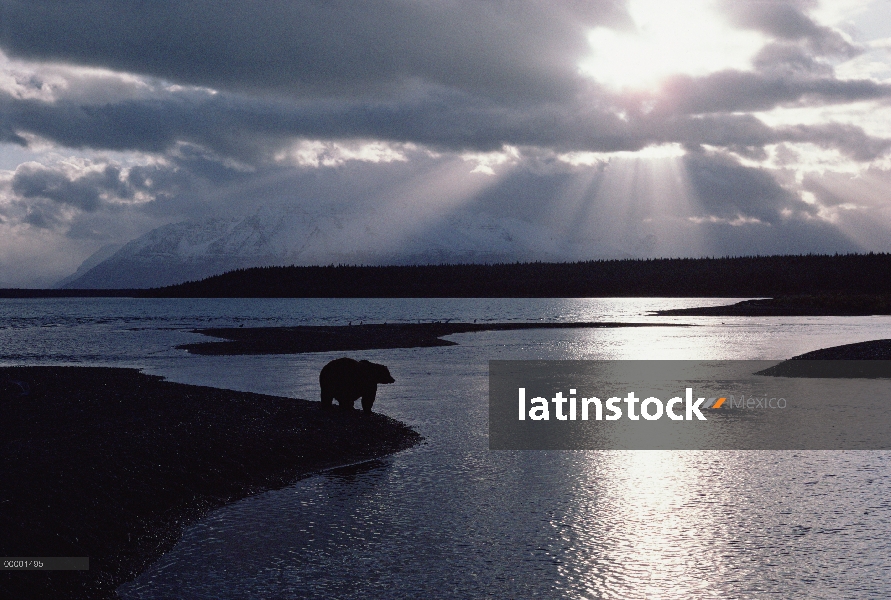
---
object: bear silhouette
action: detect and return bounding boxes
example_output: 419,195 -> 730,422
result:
319,358 -> 395,414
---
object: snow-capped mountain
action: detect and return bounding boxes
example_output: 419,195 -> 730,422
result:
59,204 -> 637,288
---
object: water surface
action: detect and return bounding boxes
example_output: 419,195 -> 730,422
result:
3,298 -> 890,598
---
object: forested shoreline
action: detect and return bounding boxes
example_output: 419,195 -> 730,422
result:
2,253 -> 890,298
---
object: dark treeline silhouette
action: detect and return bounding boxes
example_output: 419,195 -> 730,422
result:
0,288 -> 134,298
135,253 -> 891,298
2,254 -> 887,299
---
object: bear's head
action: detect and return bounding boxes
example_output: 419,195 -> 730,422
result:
361,360 -> 395,384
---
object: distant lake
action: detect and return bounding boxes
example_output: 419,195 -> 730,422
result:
4,298 -> 891,598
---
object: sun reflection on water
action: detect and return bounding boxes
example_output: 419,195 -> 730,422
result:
556,451 -> 728,599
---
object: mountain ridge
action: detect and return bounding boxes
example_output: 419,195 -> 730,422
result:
58,205 -> 636,288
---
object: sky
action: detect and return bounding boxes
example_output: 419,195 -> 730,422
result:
1,0 -> 891,287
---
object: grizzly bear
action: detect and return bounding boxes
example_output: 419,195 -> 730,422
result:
319,358 -> 395,414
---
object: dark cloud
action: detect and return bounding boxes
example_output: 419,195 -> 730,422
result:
19,200 -> 62,229
655,70 -> 891,115
11,162 -> 132,211
0,83 -> 638,155
780,123 -> 891,161
1,93 -> 209,154
0,122 -> 27,145
2,154 -> 253,236
752,42 -> 835,76
0,0 -> 629,102
0,0 -> 887,161
647,113 -> 778,148
3,80 -> 888,164
719,0 -> 859,57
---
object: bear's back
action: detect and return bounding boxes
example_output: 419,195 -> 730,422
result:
320,357 -> 372,395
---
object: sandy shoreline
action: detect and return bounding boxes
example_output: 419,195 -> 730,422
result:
656,295 -> 891,316
756,339 -> 891,378
178,321 -> 683,355
0,367 -> 421,599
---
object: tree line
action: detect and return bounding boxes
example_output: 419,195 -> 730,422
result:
140,253 -> 891,298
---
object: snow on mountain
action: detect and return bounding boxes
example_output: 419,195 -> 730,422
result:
59,204 -> 635,289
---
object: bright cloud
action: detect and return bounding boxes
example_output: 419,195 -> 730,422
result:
277,140 -> 412,168
582,0 -> 766,90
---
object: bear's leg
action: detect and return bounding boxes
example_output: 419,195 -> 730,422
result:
361,386 -> 378,414
339,397 -> 355,411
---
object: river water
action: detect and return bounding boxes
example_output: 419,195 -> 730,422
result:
2,298 -> 890,598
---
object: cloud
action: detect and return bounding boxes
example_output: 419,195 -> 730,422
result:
0,1 -> 885,160
719,0 -> 860,57
11,161 -> 135,212
654,69 -> 890,115
752,42 -> 836,76
779,122 -> 891,161
2,153 -> 208,231
0,0 -> 890,286
2,77 -> 888,167
0,0 -> 629,102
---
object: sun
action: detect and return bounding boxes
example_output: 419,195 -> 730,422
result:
579,0 -> 765,91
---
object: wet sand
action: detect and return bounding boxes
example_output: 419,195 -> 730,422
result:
756,339 -> 891,378
656,295 -> 891,317
178,321 -> 681,355
0,367 -> 420,599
